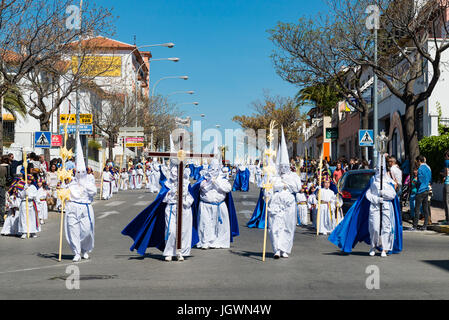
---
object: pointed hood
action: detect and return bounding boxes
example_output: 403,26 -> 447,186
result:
75,131 -> 87,181
278,126 -> 289,166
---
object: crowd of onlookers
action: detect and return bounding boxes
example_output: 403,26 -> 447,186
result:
288,152 -> 449,229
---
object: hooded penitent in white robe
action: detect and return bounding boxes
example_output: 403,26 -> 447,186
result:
365,156 -> 398,253
162,168 -> 194,258
267,175 -> 296,255
17,184 -> 41,235
65,177 -> 97,257
197,163 -> 232,249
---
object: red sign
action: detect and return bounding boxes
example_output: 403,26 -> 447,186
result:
51,134 -> 63,147
125,137 -> 144,143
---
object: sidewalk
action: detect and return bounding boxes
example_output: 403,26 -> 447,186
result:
402,202 -> 449,234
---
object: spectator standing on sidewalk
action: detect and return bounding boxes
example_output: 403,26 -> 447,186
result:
0,156 -> 11,226
412,156 -> 432,231
442,151 -> 449,225
388,156 -> 403,195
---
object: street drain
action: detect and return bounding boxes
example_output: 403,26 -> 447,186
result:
49,275 -> 118,281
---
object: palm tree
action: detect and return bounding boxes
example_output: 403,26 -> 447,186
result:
295,82 -> 342,117
3,85 -> 27,119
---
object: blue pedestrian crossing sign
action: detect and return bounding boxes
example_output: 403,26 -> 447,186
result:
34,131 -> 52,148
359,130 -> 374,147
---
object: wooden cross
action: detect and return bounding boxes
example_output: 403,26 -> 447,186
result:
147,135 -> 216,250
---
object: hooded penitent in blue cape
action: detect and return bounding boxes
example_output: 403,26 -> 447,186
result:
121,183 -> 199,256
328,178 -> 403,254
247,188 -> 267,229
190,177 -> 240,242
232,168 -> 250,192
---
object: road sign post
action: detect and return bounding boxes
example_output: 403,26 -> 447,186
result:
34,131 -> 52,149
359,129 -> 374,147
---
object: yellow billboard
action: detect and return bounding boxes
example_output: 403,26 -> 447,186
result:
72,56 -> 122,77
60,114 -> 92,124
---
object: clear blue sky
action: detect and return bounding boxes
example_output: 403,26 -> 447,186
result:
95,0 -> 329,133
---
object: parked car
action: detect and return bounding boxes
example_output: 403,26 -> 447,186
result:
337,169 -> 375,214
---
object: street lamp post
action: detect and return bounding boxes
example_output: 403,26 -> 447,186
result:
151,76 -> 189,98
134,58 -> 180,127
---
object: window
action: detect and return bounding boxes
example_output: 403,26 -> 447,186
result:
3,121 -> 14,143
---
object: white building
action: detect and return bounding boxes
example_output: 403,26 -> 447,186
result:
4,36 -> 151,171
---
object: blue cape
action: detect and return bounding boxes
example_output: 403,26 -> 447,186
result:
232,168 -> 250,192
190,177 -> 240,242
159,167 -> 167,187
246,188 -> 266,229
121,183 -> 199,256
188,164 -> 195,178
193,165 -> 203,181
328,179 -> 403,254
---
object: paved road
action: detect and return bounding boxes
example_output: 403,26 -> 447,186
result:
1,185 -> 449,300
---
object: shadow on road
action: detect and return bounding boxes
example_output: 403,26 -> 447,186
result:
229,249 -> 268,261
422,260 -> 449,273
36,252 -> 75,262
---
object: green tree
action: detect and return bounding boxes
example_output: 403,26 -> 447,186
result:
3,85 -> 26,119
295,83 -> 342,117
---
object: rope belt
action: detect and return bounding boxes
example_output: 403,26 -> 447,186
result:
71,201 -> 94,233
297,202 -> 307,205
201,200 -> 225,233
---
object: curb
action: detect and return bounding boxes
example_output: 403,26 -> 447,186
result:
428,225 -> 449,234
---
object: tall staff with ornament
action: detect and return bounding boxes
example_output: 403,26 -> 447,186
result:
57,118 -> 73,262
262,121 -> 277,262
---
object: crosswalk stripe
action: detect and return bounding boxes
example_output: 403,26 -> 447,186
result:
104,201 -> 126,207
241,201 -> 256,206
133,201 -> 150,206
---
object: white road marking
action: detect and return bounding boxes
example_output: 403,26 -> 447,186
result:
138,195 -> 145,199
242,201 -> 256,206
133,201 -> 150,206
0,260 -> 90,275
98,211 -> 120,219
240,210 -> 253,219
104,201 -> 126,207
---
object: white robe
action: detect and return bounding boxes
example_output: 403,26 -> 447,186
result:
255,167 -> 263,188
65,178 -> 97,256
136,168 -> 144,189
162,179 -> 194,257
102,171 -> 113,200
129,170 -> 137,190
120,172 -> 129,190
112,173 -> 119,193
1,195 -> 20,235
197,175 -> 232,249
36,187 -> 48,220
17,185 -> 41,234
296,192 -> 308,226
365,179 -> 397,252
267,177 -> 297,254
316,188 -> 337,235
249,165 -> 256,184
149,163 -> 161,193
